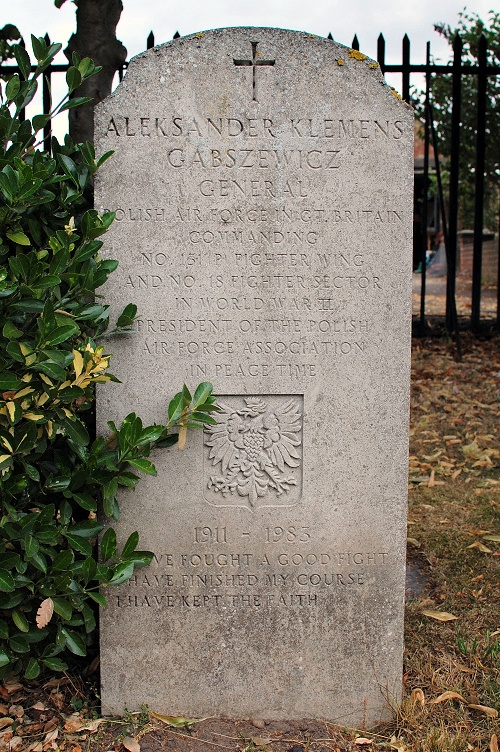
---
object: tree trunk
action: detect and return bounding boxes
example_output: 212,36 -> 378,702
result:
65,0 -> 126,144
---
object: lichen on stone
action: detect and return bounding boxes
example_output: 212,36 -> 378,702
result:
195,32 -> 204,39
390,87 -> 403,100
337,59 -> 344,66
348,49 -> 367,61
369,62 -> 378,69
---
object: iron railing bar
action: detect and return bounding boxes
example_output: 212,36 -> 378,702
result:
471,34 -> 488,330
428,101 -> 462,358
418,41 -> 431,330
42,35 -> 52,154
446,34 -> 462,333
402,34 -> 410,102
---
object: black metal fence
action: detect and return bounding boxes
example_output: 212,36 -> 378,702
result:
2,30 -> 500,334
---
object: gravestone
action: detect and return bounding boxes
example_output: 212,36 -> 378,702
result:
95,28 -> 413,726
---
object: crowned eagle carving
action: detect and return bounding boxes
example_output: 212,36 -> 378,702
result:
205,397 -> 302,508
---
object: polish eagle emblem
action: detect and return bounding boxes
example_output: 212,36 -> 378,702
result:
205,397 -> 302,508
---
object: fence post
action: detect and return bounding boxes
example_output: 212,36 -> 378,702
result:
471,34 -> 487,330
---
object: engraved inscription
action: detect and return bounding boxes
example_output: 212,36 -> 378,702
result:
204,395 -> 303,510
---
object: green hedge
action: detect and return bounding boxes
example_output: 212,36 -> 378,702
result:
0,36 -> 217,679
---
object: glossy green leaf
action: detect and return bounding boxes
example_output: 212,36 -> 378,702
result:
12,609 -> 29,633
6,231 -> 30,246
0,570 -> 15,593
24,658 -> 41,679
122,531 -> 139,557
100,528 -> 117,562
61,627 -> 86,656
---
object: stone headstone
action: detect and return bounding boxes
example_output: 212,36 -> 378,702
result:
95,28 -> 413,726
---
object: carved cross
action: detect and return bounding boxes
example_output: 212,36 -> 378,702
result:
233,41 -> 275,102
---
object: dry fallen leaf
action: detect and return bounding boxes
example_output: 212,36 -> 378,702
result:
468,541 -> 492,553
354,739 -> 373,746
31,702 -> 46,712
421,609 -> 458,622
78,719 -> 105,733
36,598 -> 54,630
468,703 -> 498,718
9,735 -> 22,750
490,733 -> 498,752
64,714 -> 83,733
0,718 -> 13,730
251,738 -> 272,747
483,534 -> 500,542
150,713 -> 202,729
3,682 -> 22,695
409,688 -> 425,707
430,691 -> 466,704
123,737 -> 141,752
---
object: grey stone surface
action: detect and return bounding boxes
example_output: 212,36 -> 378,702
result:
95,27 -> 413,726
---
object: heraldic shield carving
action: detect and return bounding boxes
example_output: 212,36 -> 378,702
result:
203,395 -> 303,510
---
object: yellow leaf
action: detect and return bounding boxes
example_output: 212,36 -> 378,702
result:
6,402 -> 16,422
123,737 -> 140,752
24,413 -> 45,422
467,541 -> 492,553
0,437 -> 13,453
468,704 -> 498,718
14,387 -> 34,399
407,538 -> 421,547
72,350 -> 84,379
36,598 -> 54,629
421,610 -> 458,622
39,374 -> 53,386
0,455 -> 11,465
409,688 -> 425,707
430,691 -> 466,704
490,733 -> 498,752
483,534 -> 500,542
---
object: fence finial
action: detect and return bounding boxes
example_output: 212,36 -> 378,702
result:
173,31 -> 180,39
327,33 -> 333,40
147,31 -> 154,49
351,34 -> 359,50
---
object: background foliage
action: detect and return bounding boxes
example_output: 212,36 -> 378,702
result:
0,36 -> 217,680
422,10 -> 500,229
